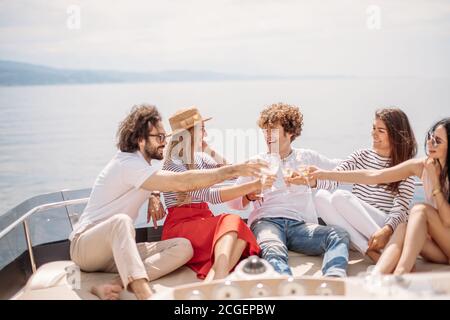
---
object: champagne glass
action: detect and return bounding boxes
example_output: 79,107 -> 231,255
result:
297,163 -> 319,223
293,152 -> 318,223
282,159 -> 295,194
260,153 -> 280,194
297,165 -> 312,191
248,158 -> 264,199
294,150 -> 312,190
248,157 -> 272,199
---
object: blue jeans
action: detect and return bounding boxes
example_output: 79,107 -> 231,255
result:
251,217 -> 350,277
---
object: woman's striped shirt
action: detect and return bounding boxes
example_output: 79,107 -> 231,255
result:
162,152 -> 223,209
317,149 -> 415,231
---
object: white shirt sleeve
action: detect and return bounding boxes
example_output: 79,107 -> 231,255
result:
121,156 -> 161,189
301,149 -> 342,190
310,150 -> 342,170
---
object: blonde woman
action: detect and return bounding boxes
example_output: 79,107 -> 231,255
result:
159,107 -> 275,281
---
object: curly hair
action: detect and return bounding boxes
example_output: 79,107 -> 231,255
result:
116,104 -> 162,152
257,102 -> 304,142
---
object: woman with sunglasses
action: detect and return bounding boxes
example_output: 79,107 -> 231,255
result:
310,117 -> 450,274
291,108 -> 417,262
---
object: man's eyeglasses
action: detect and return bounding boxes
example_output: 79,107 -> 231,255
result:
148,134 -> 169,143
427,132 -> 442,148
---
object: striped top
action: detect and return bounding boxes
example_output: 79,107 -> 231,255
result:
316,149 -> 415,231
162,152 -> 223,208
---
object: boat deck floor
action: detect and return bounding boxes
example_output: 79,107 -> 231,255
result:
15,250 -> 450,300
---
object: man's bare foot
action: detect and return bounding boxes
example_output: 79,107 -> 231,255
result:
366,250 -> 381,263
91,283 -> 123,300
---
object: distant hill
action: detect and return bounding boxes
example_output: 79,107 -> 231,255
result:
0,60 -> 271,86
0,60 -> 356,86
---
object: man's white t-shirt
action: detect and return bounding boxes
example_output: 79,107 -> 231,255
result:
69,150 -> 161,240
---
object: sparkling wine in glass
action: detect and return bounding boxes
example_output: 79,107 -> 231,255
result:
298,165 -> 312,191
282,160 -> 295,193
260,153 -> 280,194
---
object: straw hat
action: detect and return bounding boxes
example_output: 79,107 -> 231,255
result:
168,106 -> 212,135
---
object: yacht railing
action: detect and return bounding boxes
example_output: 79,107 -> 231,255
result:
0,197 -> 89,273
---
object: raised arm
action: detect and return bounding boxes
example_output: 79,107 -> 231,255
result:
310,158 -> 423,185
142,161 -> 266,193
219,176 -> 276,203
226,176 -> 253,210
434,189 -> 450,227
182,180 -> 264,205
315,150 -> 357,190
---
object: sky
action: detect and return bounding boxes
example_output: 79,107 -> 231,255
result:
0,0 -> 449,77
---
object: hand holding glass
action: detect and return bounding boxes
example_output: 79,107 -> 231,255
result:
282,160 -> 296,193
262,154 -> 280,192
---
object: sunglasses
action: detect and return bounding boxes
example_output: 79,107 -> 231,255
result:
427,132 -> 442,148
148,133 -> 168,143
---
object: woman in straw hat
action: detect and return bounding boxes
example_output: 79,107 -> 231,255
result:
159,107 -> 275,281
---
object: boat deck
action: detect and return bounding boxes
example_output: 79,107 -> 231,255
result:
3,186 -> 449,300
15,250 -> 450,300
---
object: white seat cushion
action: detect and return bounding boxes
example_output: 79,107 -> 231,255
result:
17,251 -> 450,300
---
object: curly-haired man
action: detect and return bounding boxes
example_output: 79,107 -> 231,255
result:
69,104 -> 267,300
228,103 -> 350,277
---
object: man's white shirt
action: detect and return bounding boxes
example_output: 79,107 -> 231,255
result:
69,151 -> 161,240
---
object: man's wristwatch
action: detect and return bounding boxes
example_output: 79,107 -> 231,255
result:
151,191 -> 161,197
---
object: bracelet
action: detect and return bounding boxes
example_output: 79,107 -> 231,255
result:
246,194 -> 255,202
432,188 -> 442,197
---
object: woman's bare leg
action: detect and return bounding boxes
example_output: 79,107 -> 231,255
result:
228,238 -> 247,272
205,231 -> 238,282
394,205 -> 429,274
394,203 -> 450,274
419,203 -> 450,264
420,238 -> 448,264
374,223 -> 406,274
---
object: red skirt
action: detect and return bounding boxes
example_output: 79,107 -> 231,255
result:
161,202 -> 260,279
